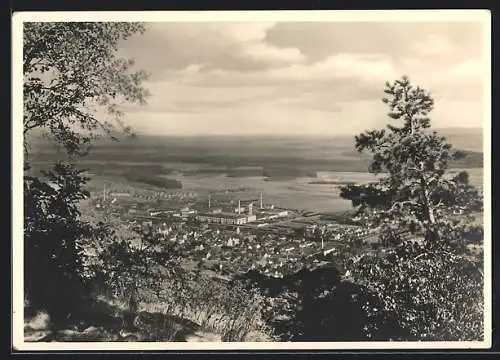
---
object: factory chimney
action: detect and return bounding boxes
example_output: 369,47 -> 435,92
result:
103,183 -> 106,202
208,194 -> 211,209
238,200 -> 241,214
260,192 -> 263,209
248,202 -> 253,215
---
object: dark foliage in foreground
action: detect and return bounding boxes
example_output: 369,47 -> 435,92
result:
23,22 -> 149,324
235,265 -> 405,341
24,163 -> 95,325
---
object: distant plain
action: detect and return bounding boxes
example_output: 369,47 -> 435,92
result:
27,128 -> 484,213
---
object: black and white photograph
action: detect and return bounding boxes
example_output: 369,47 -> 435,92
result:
13,10 -> 491,350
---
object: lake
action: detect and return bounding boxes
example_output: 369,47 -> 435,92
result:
163,168 -> 484,213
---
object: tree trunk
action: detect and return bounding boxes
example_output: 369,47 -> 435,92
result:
420,174 -> 439,243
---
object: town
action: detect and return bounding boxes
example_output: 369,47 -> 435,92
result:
87,184 -> 380,279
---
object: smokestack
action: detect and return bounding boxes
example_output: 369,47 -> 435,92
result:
208,194 -> 211,209
260,192 -> 263,209
249,202 -> 253,215
103,183 -> 106,202
238,200 -> 241,214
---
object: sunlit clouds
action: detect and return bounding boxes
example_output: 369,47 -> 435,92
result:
115,21 -> 487,136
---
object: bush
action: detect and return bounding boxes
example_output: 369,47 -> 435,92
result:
344,241 -> 484,340
235,266 -> 402,341
141,273 -> 275,342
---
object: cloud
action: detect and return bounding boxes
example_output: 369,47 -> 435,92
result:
120,79 -> 282,114
266,21 -> 483,63
448,58 -> 484,79
205,22 -> 306,66
241,42 -> 306,64
396,56 -> 485,101
121,101 -> 387,137
114,21 -> 487,136
218,22 -> 275,42
170,53 -> 397,93
410,34 -> 456,56
119,22 -> 305,75
180,64 -> 206,75
121,48 -> 483,121
121,96 -> 483,137
268,53 -> 397,83
119,51 -> 396,121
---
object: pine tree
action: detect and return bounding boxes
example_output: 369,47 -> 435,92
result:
340,76 -> 484,340
340,75 -> 482,250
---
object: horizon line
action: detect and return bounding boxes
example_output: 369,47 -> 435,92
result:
126,127 -> 483,138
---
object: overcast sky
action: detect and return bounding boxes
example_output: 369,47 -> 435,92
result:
113,20 -> 487,136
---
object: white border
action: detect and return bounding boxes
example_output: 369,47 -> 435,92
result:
482,9 -> 492,352
12,10 -> 492,351
10,9 -> 492,22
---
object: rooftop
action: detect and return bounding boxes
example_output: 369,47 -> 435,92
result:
198,212 -> 248,219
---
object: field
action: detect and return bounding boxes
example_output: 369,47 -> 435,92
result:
27,129 -> 484,213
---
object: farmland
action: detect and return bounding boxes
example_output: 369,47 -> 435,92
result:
27,129 -> 484,213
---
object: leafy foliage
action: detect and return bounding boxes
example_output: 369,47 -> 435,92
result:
23,22 -> 149,322
24,162 -> 96,323
236,266 -> 404,341
23,22 -> 149,155
340,76 -> 484,340
345,242 -> 483,340
85,229 -> 173,295
81,225 -> 182,331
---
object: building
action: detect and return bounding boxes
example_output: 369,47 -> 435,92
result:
258,209 -> 289,221
196,212 -> 254,225
181,207 -> 197,217
234,199 -> 255,215
110,192 -> 131,197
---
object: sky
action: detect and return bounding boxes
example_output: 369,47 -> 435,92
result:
112,19 -> 488,136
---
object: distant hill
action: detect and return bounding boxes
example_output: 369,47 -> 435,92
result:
24,127 -> 484,172
87,127 -> 483,152
26,127 -> 483,151
435,128 -> 483,152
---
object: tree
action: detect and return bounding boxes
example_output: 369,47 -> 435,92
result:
24,164 -> 94,322
340,76 -> 482,249
23,22 -> 149,155
340,76 -> 484,340
23,22 -> 149,323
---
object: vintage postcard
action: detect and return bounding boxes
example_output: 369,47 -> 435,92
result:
12,10 -> 491,351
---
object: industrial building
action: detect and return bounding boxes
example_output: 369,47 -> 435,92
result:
181,207 -> 197,217
258,209 -> 289,220
196,212 -> 255,225
197,197 -> 257,224
195,192 -> 290,225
